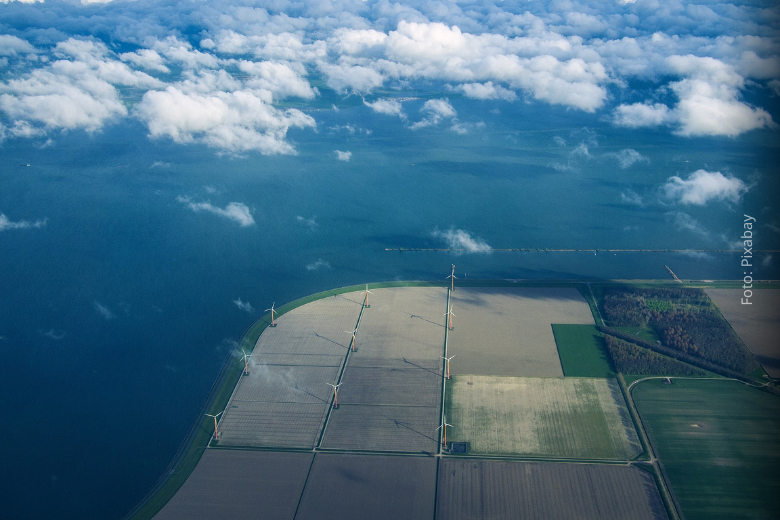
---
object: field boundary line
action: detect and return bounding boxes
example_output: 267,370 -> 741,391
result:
316,291 -> 367,449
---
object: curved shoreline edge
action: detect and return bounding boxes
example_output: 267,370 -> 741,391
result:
122,278 -> 776,520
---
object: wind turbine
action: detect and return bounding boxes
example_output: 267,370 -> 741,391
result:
436,419 -> 454,448
265,302 -> 277,327
327,382 -> 342,408
444,305 -> 455,330
241,349 -> 250,376
205,411 -> 223,440
447,264 -> 457,291
345,328 -> 358,352
363,284 -> 374,308
442,354 -> 456,380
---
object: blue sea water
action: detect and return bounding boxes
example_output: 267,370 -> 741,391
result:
1,96 -> 778,519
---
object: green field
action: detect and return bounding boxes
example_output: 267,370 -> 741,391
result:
633,379 -> 780,520
552,324 -> 614,377
446,375 -> 642,460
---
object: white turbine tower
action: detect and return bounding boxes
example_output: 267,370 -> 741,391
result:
241,349 -> 250,376
205,411 -> 223,440
363,284 -> 374,308
436,418 -> 454,448
447,264 -> 457,291
444,305 -> 455,330
265,302 -> 277,327
442,354 -> 456,380
327,382 -> 342,408
345,328 -> 358,352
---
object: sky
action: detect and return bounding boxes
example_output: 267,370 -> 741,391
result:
0,0 -> 778,518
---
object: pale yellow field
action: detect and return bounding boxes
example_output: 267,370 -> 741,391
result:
447,375 -> 642,460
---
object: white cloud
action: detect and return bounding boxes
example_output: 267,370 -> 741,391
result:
177,196 -> 255,226
306,258 -> 330,271
94,301 -> 115,320
135,87 -> 315,154
458,82 -> 516,101
613,103 -> 673,128
364,98 -> 405,118
609,148 -> 649,168
411,98 -> 456,129
432,228 -> 492,253
237,60 -> 317,102
119,49 -> 170,73
0,213 -> 46,231
620,190 -> 644,206
335,150 -> 352,161
233,298 -> 255,313
0,35 -> 37,56
662,169 -> 748,205
667,211 -> 710,238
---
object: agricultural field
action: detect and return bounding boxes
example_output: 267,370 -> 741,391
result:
552,324 -> 614,377
217,291 -> 363,448
446,375 -> 642,459
706,288 -> 780,378
295,453 -> 437,520
153,450 -> 313,520
320,287 -> 444,452
436,459 -> 668,520
633,379 -> 780,519
448,287 -> 594,378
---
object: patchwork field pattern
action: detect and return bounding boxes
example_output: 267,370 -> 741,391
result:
706,288 -> 780,378
154,450 -> 313,520
321,287 -> 446,452
447,375 -> 642,459
436,459 -> 668,520
296,454 -> 437,520
217,292 -> 363,447
448,287 -> 594,378
633,379 -> 780,520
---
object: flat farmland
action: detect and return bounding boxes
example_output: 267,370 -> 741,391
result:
337,366 -> 441,407
320,404 -> 439,452
706,288 -> 780,377
436,459 -> 668,520
448,287 -> 594,378
634,379 -> 780,519
319,287 -> 444,452
552,324 -> 614,378
216,292 -> 362,448
447,375 -> 641,459
295,453 -> 437,520
348,287 -> 447,369
154,450 -> 313,520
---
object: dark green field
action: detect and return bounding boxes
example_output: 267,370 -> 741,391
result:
633,379 -> 780,520
552,324 -> 614,377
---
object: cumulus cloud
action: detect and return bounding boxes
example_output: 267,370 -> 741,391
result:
613,103 -> 673,128
0,38 -> 160,135
94,301 -> 115,320
457,82 -> 516,101
432,228 -> 492,253
135,87 -> 315,154
177,196 -> 255,226
364,98 -> 406,118
233,298 -> 255,313
334,150 -> 352,161
620,190 -> 644,206
411,98 -> 457,129
306,258 -> 330,271
662,170 -> 748,205
0,213 -> 46,231
609,149 -> 649,169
